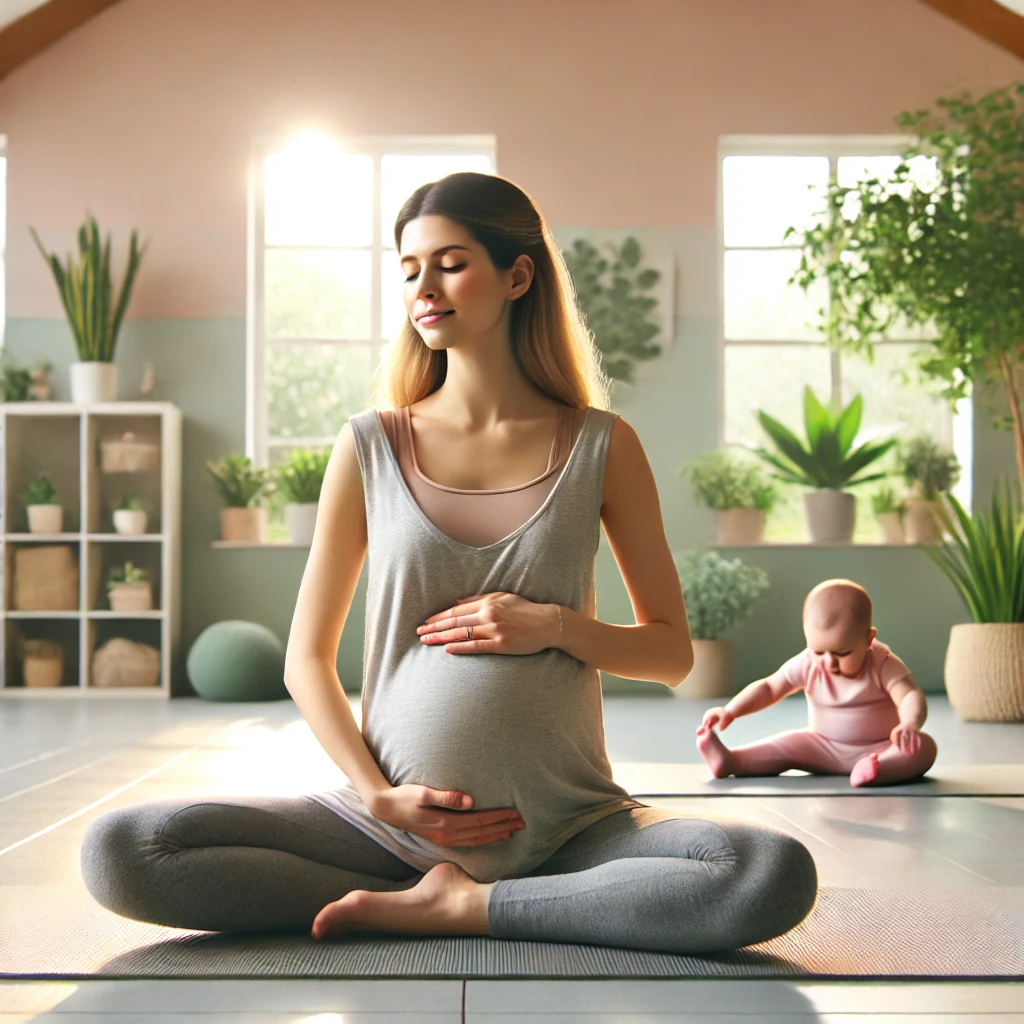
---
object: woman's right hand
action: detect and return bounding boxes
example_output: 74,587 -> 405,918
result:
697,706 -> 735,734
369,784 -> 525,848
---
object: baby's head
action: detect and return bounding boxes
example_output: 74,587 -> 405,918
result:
802,579 -> 877,677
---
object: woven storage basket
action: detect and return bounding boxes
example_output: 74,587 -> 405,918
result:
945,623 -> 1024,722
23,640 -> 63,688
92,637 -> 160,688
101,431 -> 160,473
13,546 -> 78,611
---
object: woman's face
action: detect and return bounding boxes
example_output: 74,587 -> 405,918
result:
399,214 -> 531,350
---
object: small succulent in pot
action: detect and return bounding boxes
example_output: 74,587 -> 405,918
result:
275,447 -> 331,547
872,484 -> 908,544
899,435 -> 960,544
23,473 -> 63,534
113,494 -> 149,536
206,454 -> 276,544
680,450 -> 777,544
106,560 -> 152,611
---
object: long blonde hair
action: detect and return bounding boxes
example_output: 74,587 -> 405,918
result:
366,172 -> 612,412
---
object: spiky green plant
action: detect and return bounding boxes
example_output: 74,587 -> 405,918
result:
754,386 -> 896,490
29,213 -> 146,362
205,454 -> 275,508
275,448 -> 330,504
925,482 -> 1024,623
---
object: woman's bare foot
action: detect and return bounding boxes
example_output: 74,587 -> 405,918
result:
849,751 -> 880,787
696,725 -> 735,778
311,862 -> 494,941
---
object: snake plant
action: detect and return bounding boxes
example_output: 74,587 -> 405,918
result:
29,214 -> 146,362
754,387 -> 896,490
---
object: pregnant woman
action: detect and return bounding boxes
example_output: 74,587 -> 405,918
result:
82,172 -> 817,954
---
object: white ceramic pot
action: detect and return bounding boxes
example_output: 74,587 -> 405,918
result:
714,508 -> 765,545
219,506 -> 268,543
70,361 -> 118,403
905,498 -> 941,545
804,489 -> 855,542
285,502 -> 319,546
675,639 -> 734,700
27,504 -> 63,534
113,508 -> 148,535
877,511 -> 905,544
944,623 -> 1024,722
109,581 -> 152,612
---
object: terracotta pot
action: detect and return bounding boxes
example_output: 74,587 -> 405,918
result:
675,639 -> 734,699
25,653 -> 63,688
219,507 -> 268,543
109,581 -> 152,612
27,504 -> 63,534
714,508 -> 765,545
944,623 -> 1024,722
905,498 -> 941,545
804,489 -> 855,542
877,511 -> 905,544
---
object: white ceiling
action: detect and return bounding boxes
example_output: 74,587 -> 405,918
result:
0,0 -> 49,32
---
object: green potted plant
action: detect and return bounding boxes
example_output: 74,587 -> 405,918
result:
925,482 -> 1024,721
673,549 -> 769,699
29,213 -> 146,404
898,435 -> 961,545
275,447 -> 330,546
205,454 -> 276,543
680,450 -> 777,544
753,386 -> 896,543
23,474 -> 62,534
106,560 -> 152,612
871,484 -> 907,544
112,494 -> 148,536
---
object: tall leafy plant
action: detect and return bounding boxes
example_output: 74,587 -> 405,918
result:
30,214 -> 146,362
926,482 -> 1024,623
786,82 -> 1024,498
754,387 -> 896,490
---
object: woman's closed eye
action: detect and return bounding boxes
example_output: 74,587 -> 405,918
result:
403,264 -> 465,283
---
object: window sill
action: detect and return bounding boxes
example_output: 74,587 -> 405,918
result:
211,540 -> 308,549
708,540 -> 938,549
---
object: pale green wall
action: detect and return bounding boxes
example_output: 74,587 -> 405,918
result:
5,229 -> 1012,697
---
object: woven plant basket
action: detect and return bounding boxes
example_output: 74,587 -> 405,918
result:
944,623 -> 1024,722
100,432 -> 160,473
13,546 -> 78,611
22,640 -> 63,688
91,638 -> 160,688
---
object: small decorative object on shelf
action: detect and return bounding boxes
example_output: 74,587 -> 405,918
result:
106,561 -> 152,612
23,473 -> 63,534
871,485 -> 907,544
101,431 -> 160,473
21,638 -> 63,688
13,546 -> 78,611
206,454 -> 275,543
0,357 -> 52,402
276,448 -> 330,546
112,494 -> 148,535
92,637 -> 160,688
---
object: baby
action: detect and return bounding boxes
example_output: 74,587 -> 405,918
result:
695,578 -> 937,787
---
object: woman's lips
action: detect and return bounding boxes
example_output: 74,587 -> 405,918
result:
418,310 -> 454,326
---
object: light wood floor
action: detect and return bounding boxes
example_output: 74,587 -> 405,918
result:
1,692 -> 1022,1022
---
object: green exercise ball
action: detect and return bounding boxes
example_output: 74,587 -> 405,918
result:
186,620 -> 289,701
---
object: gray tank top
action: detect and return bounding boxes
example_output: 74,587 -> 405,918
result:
309,404 -> 642,882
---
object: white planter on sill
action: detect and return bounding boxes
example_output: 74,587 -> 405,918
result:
285,502 -> 319,546
113,509 -> 148,535
876,511 -> 905,544
714,508 -> 765,545
804,489 -> 855,542
70,361 -> 118,403
27,504 -> 63,534
674,638 -> 734,700
905,498 -> 941,545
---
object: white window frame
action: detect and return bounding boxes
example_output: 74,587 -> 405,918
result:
246,134 -> 497,467
716,134 -> 972,497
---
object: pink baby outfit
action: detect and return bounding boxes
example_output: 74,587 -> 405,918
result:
779,639 -> 911,745
377,404 -> 585,548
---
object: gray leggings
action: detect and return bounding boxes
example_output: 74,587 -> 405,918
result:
81,796 -> 817,955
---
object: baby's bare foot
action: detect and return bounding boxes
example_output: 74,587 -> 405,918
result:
696,725 -> 735,779
849,752 -> 880,787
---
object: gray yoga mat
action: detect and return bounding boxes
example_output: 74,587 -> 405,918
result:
2,885 -> 1021,980
611,763 -> 1024,797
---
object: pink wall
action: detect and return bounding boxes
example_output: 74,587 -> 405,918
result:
1,0 -> 1021,319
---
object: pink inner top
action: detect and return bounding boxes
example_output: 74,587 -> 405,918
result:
778,639 -> 911,744
378,405 -> 585,547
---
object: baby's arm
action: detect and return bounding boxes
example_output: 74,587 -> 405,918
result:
889,676 -> 927,729
700,669 -> 801,732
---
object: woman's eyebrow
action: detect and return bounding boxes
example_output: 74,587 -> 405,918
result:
399,244 -> 470,267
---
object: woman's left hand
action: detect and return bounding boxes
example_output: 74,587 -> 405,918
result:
416,592 -> 559,656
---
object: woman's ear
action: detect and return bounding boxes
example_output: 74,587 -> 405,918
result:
508,254 -> 535,299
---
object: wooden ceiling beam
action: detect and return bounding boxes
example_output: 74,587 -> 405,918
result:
0,0 -> 122,83
918,0 -> 1024,62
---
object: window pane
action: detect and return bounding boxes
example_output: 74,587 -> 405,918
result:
723,156 -> 829,247
265,249 -> 371,340
724,249 -> 828,341
265,149 -> 372,247
381,248 -> 409,340
724,343 -> 832,447
267,341 -> 373,439
382,154 -> 493,240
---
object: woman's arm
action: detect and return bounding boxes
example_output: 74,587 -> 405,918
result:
554,416 -> 692,688
283,420 -> 392,813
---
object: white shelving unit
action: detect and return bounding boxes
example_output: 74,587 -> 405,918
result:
0,401 -> 182,697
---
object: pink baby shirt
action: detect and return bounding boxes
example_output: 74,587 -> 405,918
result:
777,639 -> 912,744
